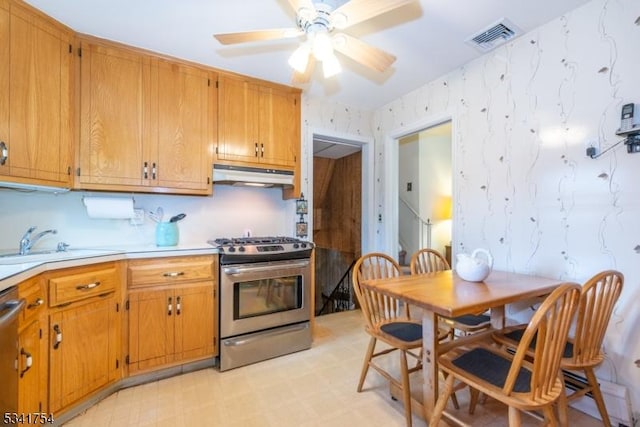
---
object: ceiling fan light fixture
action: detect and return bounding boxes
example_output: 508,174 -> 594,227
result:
322,52 -> 342,78
288,44 -> 311,73
311,31 -> 333,60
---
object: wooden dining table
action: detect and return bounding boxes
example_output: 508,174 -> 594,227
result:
359,269 -> 563,421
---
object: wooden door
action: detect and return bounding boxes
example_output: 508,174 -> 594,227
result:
78,40 -> 151,187
173,283 -> 215,362
217,75 -> 258,164
49,294 -> 119,413
259,87 -> 298,168
155,60 -> 214,192
127,288 -> 173,372
18,319 -> 42,414
3,2 -> 73,184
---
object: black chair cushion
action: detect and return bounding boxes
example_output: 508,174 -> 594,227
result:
452,347 -> 531,393
452,313 -> 491,327
380,322 -> 422,342
504,328 -> 574,358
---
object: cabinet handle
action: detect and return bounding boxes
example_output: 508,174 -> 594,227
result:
255,143 -> 259,157
152,162 -> 157,180
143,161 -> 148,179
261,143 -> 264,158
168,297 -> 172,316
19,348 -> 33,378
163,272 -> 184,278
176,296 -> 181,315
76,281 -> 100,291
0,141 -> 7,165
53,324 -> 62,350
27,298 -> 44,309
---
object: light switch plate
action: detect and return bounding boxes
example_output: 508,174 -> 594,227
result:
130,208 -> 145,225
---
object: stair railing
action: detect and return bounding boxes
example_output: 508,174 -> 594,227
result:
316,259 -> 356,316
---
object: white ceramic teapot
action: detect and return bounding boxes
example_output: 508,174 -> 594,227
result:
456,248 -> 493,282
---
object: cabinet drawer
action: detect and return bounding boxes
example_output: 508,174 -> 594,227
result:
18,276 -> 46,327
128,256 -> 214,288
48,264 -> 118,306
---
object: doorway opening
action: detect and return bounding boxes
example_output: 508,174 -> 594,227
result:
311,135 -> 366,316
396,121 -> 453,268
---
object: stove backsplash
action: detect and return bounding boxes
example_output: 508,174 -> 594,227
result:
0,185 -> 298,250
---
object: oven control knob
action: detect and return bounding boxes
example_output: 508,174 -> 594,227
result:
228,246 -> 236,253
238,245 -> 246,252
293,243 -> 299,249
301,243 -> 307,248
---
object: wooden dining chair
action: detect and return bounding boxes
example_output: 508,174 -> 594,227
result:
492,270 -> 624,427
429,283 -> 581,427
352,252 -> 421,426
409,248 -> 491,338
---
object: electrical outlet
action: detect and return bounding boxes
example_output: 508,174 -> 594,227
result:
130,208 -> 144,225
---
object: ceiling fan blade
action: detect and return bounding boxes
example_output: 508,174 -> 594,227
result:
332,0 -> 415,29
286,0 -> 316,14
332,33 -> 396,73
214,28 -> 302,45
291,56 -> 316,85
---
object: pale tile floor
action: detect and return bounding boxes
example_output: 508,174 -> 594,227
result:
64,310 -> 603,426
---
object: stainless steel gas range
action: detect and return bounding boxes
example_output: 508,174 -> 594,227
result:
209,236 -> 314,371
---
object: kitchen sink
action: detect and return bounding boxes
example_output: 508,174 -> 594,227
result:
0,249 -> 120,265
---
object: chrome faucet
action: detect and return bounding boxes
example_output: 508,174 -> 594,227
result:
19,226 -> 58,255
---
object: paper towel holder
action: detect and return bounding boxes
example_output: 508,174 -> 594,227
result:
82,195 -> 137,219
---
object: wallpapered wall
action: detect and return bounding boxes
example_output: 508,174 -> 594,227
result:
370,0 -> 640,413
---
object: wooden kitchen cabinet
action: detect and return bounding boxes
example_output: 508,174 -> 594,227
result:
217,73 -> 299,169
46,262 -> 122,414
126,256 -> 217,374
17,275 -> 48,415
0,0 -> 74,187
77,36 -> 215,195
155,59 -> 216,192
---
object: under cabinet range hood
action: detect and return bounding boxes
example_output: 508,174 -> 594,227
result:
212,164 -> 294,188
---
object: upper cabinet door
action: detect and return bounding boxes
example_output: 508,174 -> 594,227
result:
78,40 -> 151,187
155,60 -> 215,192
217,74 -> 259,163
0,1 -> 73,185
0,2 -> 9,176
259,87 -> 298,168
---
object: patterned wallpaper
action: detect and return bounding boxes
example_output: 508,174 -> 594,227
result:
369,0 -> 640,413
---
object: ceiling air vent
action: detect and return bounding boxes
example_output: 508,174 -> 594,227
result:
465,18 -> 521,52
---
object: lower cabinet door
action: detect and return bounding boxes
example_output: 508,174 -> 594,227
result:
18,319 -> 43,414
127,288 -> 173,373
49,294 -> 119,413
173,282 -> 215,361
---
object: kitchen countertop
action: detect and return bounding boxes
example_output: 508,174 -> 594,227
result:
0,243 -> 218,293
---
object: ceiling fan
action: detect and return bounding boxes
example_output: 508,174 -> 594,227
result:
213,0 -> 416,83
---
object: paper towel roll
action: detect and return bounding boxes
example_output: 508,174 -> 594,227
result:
83,197 -> 135,219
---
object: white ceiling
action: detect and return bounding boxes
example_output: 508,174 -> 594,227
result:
24,0 -> 592,110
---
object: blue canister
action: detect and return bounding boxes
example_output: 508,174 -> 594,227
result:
156,222 -> 179,246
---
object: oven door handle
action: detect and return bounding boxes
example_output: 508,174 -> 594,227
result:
223,260 -> 309,275
222,322 -> 309,347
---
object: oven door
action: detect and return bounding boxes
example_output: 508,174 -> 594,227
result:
220,259 -> 311,338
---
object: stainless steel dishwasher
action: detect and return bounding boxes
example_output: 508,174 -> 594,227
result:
0,287 -> 25,413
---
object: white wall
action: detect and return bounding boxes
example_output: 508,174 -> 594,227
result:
0,185 -> 295,250
373,0 -> 640,413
